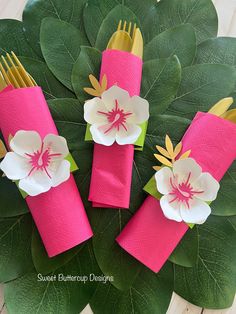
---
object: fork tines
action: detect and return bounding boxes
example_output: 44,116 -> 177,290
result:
0,51 -> 36,88
117,20 -> 137,39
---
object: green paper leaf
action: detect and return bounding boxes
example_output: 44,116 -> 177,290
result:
95,5 -> 140,51
72,46 -> 102,103
141,56 -> 182,116
0,19 -> 37,58
195,37 -> 236,66
90,262 -> 174,314
31,225 -> 83,275
23,0 -> 88,58
83,0 -> 157,46
144,0 -> 218,44
169,226 -> 199,267
20,57 -> 75,99
144,175 -> 162,200
0,176 -> 28,217
144,24 -> 196,67
167,64 -> 236,119
0,214 -> 34,283
211,161 -> 236,216
4,242 -> 98,314
40,17 -> 85,91
174,215 -> 236,309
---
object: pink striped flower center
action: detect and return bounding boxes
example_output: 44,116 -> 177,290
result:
25,143 -> 61,178
98,100 -> 132,134
169,172 -> 203,208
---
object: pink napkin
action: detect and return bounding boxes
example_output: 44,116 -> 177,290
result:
89,49 -> 143,208
117,112 -> 236,272
0,86 -> 93,257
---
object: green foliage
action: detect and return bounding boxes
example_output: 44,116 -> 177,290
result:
1,0 -> 236,311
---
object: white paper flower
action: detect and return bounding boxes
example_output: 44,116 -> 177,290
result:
155,158 -> 220,224
0,131 -> 71,196
84,85 -> 149,146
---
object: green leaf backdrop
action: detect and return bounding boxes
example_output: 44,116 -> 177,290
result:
0,0 -> 235,313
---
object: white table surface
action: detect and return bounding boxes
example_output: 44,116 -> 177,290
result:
0,0 -> 235,313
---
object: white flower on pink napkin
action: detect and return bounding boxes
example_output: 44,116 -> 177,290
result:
0,131 -> 71,196
155,158 -> 220,224
84,85 -> 149,146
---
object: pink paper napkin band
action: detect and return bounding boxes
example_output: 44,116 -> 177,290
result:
117,112 -> 236,272
0,86 -> 93,257
89,49 -> 143,208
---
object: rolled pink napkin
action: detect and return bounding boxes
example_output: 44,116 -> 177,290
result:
89,49 -> 143,208
0,86 -> 93,257
117,112 -> 236,272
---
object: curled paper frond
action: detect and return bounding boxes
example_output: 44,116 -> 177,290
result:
84,74 -> 108,97
153,135 -> 191,169
0,139 -> 7,159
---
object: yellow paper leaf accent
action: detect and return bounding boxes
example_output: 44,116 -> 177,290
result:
83,87 -> 101,97
153,166 -> 162,171
8,134 -> 13,145
173,142 -> 182,158
155,145 -> 170,159
165,135 -> 174,156
84,74 -> 108,97
101,74 -> 108,91
154,154 -> 173,167
208,97 -> 233,117
179,150 -> 191,160
0,140 -> 7,159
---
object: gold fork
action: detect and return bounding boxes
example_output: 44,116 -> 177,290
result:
107,20 -> 143,59
107,20 -> 135,52
0,51 -> 37,89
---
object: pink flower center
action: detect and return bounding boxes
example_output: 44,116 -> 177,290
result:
169,172 -> 203,208
98,99 -> 132,134
25,143 -> 61,178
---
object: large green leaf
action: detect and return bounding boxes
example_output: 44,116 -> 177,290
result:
0,176 -> 28,217
20,57 -> 75,99
169,226 -> 199,267
174,215 -> 236,309
31,225 -> 83,275
195,37 -> 236,66
211,162 -> 236,216
144,0 -> 218,44
72,46 -> 102,102
90,262 -> 174,314
0,214 -> 34,283
167,64 -> 236,118
141,56 -> 182,116
144,24 -> 196,67
0,19 -> 37,58
4,241 -> 98,314
83,0 -> 157,46
40,17 -> 85,90
95,5 -> 140,51
23,0 -> 88,58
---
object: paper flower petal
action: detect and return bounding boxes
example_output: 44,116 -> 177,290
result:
90,124 -> 116,146
173,158 -> 202,183
51,160 -> 71,187
180,198 -> 211,224
0,152 -> 31,180
160,194 -> 182,222
127,96 -> 150,124
84,97 -> 108,125
155,167 -> 174,195
10,130 -> 42,157
43,134 -> 69,159
116,124 -> 141,145
19,170 -> 52,196
101,85 -> 130,110
192,172 -> 220,201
